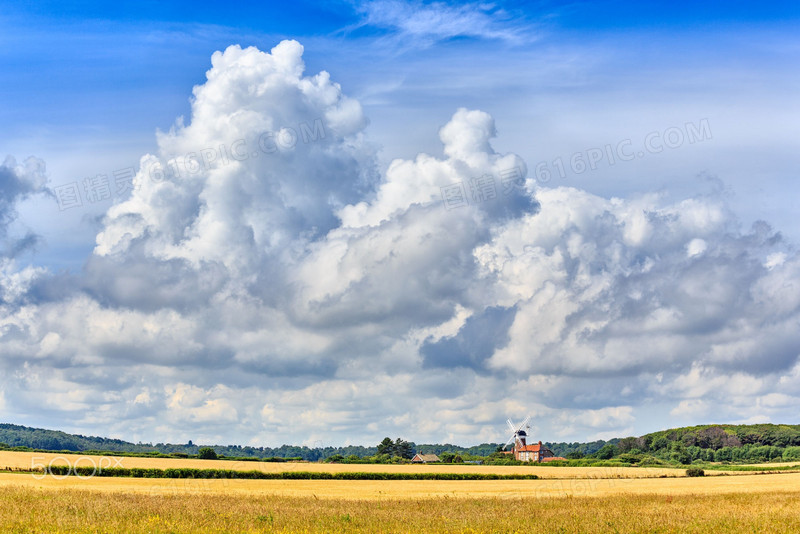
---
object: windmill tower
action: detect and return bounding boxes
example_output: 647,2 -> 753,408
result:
503,416 -> 531,456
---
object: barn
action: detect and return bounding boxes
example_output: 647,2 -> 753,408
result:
411,453 -> 441,463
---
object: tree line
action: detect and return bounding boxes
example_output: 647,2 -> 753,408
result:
4,422 -> 800,465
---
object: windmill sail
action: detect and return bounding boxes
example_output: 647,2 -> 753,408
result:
503,415 -> 532,451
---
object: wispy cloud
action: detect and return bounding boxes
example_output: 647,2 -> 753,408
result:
348,0 -> 532,47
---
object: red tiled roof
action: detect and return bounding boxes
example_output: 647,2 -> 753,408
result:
516,444 -> 545,452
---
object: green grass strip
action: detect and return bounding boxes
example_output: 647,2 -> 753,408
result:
699,464 -> 800,472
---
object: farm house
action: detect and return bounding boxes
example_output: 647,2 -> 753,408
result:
513,440 -> 564,463
411,453 -> 441,463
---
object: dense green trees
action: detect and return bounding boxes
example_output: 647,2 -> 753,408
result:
617,437 -> 645,453
670,443 -> 692,465
595,444 -> 618,459
415,443 -> 500,457
554,424 -> 800,465
376,437 -> 414,459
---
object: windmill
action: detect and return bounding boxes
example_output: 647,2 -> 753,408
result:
503,415 -> 531,453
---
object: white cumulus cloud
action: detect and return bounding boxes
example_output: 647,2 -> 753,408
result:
2,40 -> 800,446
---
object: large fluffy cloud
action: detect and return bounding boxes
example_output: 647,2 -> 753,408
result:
1,40 -> 799,445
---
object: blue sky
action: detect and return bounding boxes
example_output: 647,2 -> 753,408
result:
1,1 -> 800,447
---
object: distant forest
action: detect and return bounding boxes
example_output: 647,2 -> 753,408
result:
2,423 -> 800,464
0,422 -> 609,460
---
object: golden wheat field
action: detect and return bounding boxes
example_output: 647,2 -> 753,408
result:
1,485 -> 800,533
3,469 -> 800,500
3,450 -> 800,532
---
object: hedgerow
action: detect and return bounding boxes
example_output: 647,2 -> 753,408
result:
45,465 -> 538,481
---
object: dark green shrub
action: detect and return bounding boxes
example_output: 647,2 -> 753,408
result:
618,452 -> 643,464
198,447 -> 218,460
638,456 -> 667,467
686,467 -> 705,477
439,452 -> 456,463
